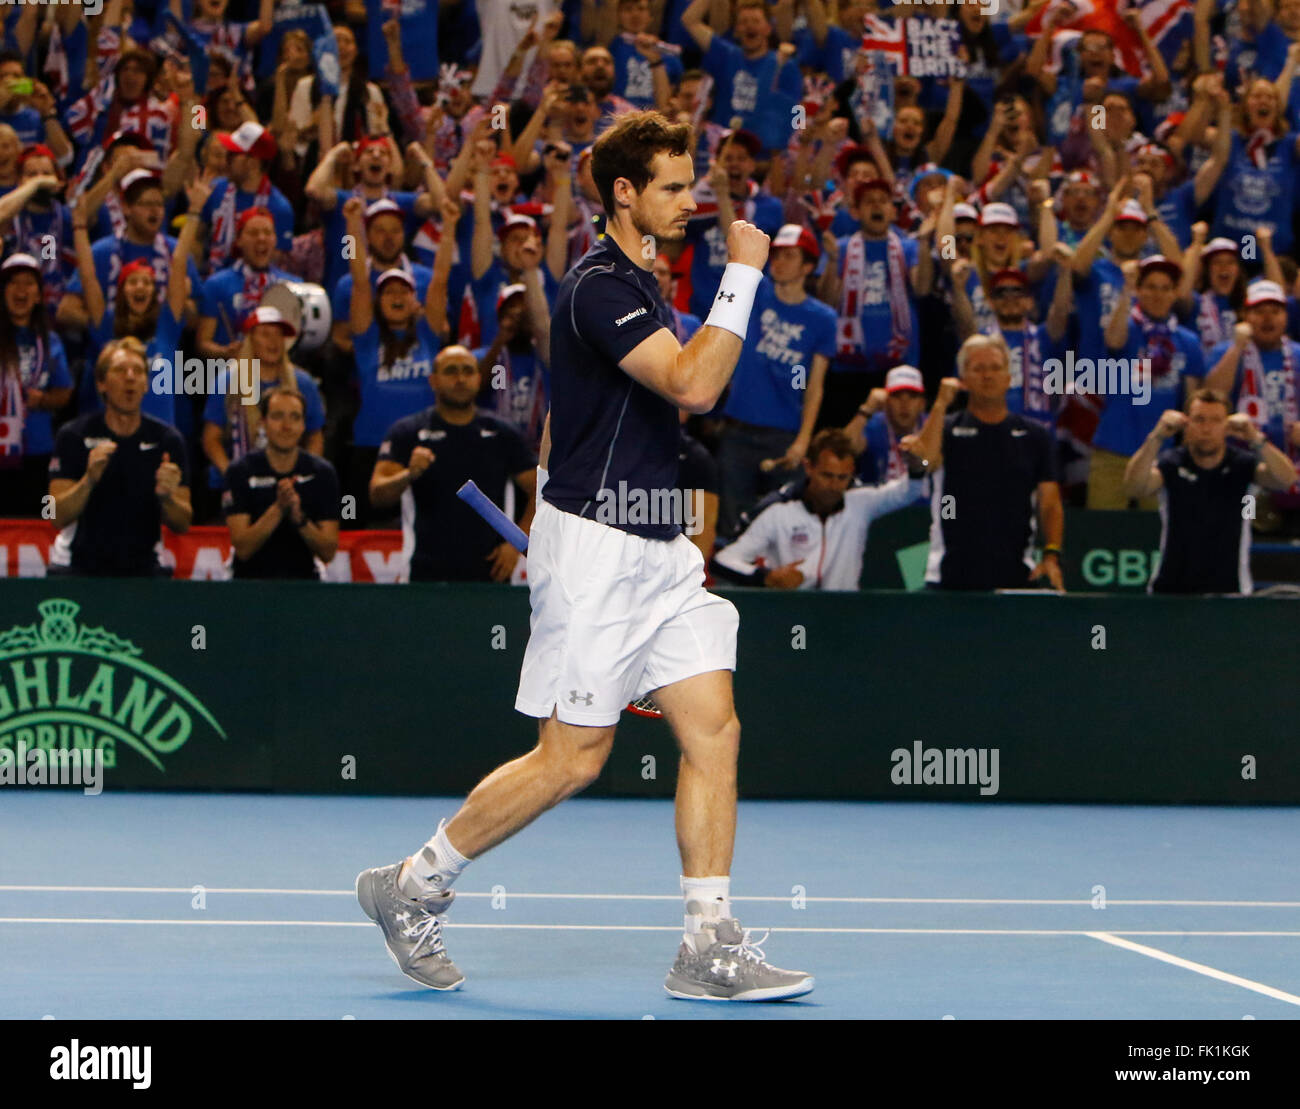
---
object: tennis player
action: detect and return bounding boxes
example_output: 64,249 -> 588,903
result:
357,110 -> 814,1001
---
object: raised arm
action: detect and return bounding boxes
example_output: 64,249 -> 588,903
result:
71,198 -> 106,326
1194,81 -> 1234,207
426,198 -> 460,342
617,222 -> 769,412
1073,176 -> 1128,275
305,142 -> 352,211
344,197 -> 373,335
1045,243 -> 1075,343
1104,261 -> 1138,352
170,180 -> 209,319
682,0 -> 715,52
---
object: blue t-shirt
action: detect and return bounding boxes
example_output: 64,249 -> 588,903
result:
1212,132 -> 1300,256
833,232 -> 921,373
82,302 -> 183,427
999,323 -> 1068,426
202,264 -> 297,344
0,106 -> 42,146
199,178 -> 296,256
13,328 -> 71,455
724,281 -> 838,432
352,317 -> 442,447
703,36 -> 803,155
1073,259 -> 1127,364
1094,321 -> 1204,454
365,0 -> 439,82
610,36 -> 684,109
1157,181 -> 1196,250
1208,338 -> 1300,450
685,192 -> 784,318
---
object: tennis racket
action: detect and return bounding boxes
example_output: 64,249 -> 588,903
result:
456,480 -> 663,720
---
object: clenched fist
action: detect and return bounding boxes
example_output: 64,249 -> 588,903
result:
936,377 -> 965,407
1234,321 -> 1254,347
1155,409 -> 1188,438
87,442 -> 117,485
727,220 -> 770,270
408,446 -> 435,480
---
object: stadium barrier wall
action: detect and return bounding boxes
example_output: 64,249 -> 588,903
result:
1,579 -> 1294,803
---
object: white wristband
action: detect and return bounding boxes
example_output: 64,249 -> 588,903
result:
704,263 -> 762,340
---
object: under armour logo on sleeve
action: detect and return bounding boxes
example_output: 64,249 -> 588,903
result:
716,291 -> 736,303
568,690 -> 594,705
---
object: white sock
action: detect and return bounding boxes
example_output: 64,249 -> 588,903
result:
399,820 -> 470,899
682,875 -> 730,952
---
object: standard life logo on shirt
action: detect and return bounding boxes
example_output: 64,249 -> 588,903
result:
0,599 -> 225,776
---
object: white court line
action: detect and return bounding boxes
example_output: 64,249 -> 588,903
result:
1,887 -> 1297,907
1088,932 -> 1300,1006
1,918 -> 1299,937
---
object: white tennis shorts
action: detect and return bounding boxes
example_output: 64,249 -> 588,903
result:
515,485 -> 739,727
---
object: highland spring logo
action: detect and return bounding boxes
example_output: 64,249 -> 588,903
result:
0,600 -> 226,781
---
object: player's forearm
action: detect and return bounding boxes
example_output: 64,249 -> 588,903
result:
1038,497 -> 1064,550
674,325 -> 746,414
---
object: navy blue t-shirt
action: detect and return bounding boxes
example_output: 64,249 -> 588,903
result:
50,412 -> 189,576
1151,443 -> 1258,594
545,235 -> 684,539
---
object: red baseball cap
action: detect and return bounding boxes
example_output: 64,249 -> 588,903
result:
218,122 -> 277,161
1138,254 -> 1182,283
771,223 -> 820,261
498,212 -> 538,242
496,283 -> 526,311
243,305 -> 298,336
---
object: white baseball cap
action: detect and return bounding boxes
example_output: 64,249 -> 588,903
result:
1114,200 -> 1149,225
1245,280 -> 1287,307
885,365 -> 925,394
978,202 -> 1019,228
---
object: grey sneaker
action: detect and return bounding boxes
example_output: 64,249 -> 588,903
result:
664,918 -> 814,1001
356,862 -> 465,990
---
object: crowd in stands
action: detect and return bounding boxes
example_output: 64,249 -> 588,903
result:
2,0 -> 1299,592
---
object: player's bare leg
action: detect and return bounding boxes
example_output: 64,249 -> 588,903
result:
654,669 -> 814,1001
439,711 -> 616,858
653,669 -> 738,878
356,711 -> 615,990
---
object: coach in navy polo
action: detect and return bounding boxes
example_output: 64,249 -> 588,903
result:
48,337 -> 190,577
911,335 -> 1065,592
370,345 -> 536,582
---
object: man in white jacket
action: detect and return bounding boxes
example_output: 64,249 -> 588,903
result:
712,428 -> 927,590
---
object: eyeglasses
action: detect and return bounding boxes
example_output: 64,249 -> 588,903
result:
992,287 -> 1027,299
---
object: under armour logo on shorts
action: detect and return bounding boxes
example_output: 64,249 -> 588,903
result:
569,690 -> 594,705
716,291 -> 736,303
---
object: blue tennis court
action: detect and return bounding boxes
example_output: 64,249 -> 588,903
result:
1,792 -> 1296,1020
